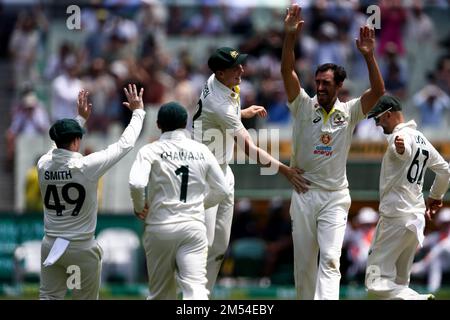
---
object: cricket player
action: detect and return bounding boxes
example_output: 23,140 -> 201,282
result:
193,47 -> 307,294
38,84 -> 145,299
281,4 -> 385,299
364,95 -> 450,300
129,102 -> 229,300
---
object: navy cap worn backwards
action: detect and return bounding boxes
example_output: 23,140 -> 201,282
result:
157,101 -> 188,131
208,47 -> 248,72
367,95 -> 402,119
49,119 -> 85,142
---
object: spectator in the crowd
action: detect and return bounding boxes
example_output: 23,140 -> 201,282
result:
6,90 -> 49,164
378,0 -> 407,57
50,55 -> 83,121
413,80 -> 450,130
8,11 -> 39,89
412,208 -> 450,293
185,5 -> 225,35
44,41 -> 75,81
81,57 -> 117,134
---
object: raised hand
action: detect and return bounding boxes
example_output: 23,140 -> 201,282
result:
77,90 -> 92,120
356,25 -> 376,57
123,84 -> 144,111
284,4 -> 304,35
394,135 -> 405,155
241,105 -> 268,119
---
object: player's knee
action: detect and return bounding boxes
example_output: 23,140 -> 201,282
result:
320,252 -> 340,271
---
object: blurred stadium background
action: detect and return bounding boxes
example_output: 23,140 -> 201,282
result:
0,0 -> 450,299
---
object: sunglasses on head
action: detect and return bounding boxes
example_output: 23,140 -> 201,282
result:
374,107 -> 392,122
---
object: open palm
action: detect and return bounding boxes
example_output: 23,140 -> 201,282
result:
356,26 -> 375,56
284,4 -> 304,34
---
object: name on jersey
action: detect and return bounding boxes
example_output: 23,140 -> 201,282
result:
44,170 -> 72,180
313,146 -> 333,157
161,151 -> 206,161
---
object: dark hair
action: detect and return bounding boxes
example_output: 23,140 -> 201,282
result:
157,102 -> 188,132
55,133 -> 82,149
315,63 -> 347,85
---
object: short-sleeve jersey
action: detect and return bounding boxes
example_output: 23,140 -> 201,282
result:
288,88 -> 365,190
192,74 -> 245,165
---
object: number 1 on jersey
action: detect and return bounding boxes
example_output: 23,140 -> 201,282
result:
175,165 -> 189,202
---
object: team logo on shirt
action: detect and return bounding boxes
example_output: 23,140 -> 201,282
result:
332,112 -> 347,126
320,133 -> 332,145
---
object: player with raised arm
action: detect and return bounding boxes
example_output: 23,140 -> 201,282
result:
281,4 -> 385,299
38,84 -> 145,300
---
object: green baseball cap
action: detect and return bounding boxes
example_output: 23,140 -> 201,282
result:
157,101 -> 188,131
208,47 -> 248,72
49,119 -> 85,142
367,95 -> 402,119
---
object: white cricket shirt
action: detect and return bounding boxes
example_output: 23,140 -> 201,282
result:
38,110 -> 146,240
192,74 -> 245,165
288,88 -> 365,190
129,129 -> 229,226
379,120 -> 450,218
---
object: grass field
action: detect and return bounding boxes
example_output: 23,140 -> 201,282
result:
2,283 -> 450,300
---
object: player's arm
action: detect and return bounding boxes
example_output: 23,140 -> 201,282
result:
241,105 -> 267,119
426,153 -> 450,220
235,128 -> 309,193
129,147 -> 152,219
82,84 -> 146,179
357,26 -> 385,115
204,148 -> 229,209
280,4 -> 304,103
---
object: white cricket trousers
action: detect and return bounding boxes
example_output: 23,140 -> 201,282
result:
40,236 -> 103,300
290,188 -> 350,300
205,165 -> 234,294
143,221 -> 209,300
365,215 -> 427,300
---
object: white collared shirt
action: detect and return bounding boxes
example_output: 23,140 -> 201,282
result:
129,129 -> 228,226
192,74 -> 245,165
38,110 -> 146,240
379,120 -> 450,218
288,88 -> 365,190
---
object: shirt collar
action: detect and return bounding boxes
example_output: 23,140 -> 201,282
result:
159,129 -> 189,141
211,74 -> 239,99
52,148 -> 82,160
392,120 -> 417,133
315,97 -> 345,113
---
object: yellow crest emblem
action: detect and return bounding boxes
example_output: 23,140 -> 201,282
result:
230,50 -> 239,59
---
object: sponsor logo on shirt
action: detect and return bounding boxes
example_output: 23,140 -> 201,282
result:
313,145 -> 333,157
313,116 -> 321,123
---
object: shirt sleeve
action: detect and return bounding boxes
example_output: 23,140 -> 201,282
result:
81,109 -> 145,180
129,146 -> 153,213
213,101 -> 245,134
287,88 -> 311,117
203,147 -> 229,209
347,97 -> 365,127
